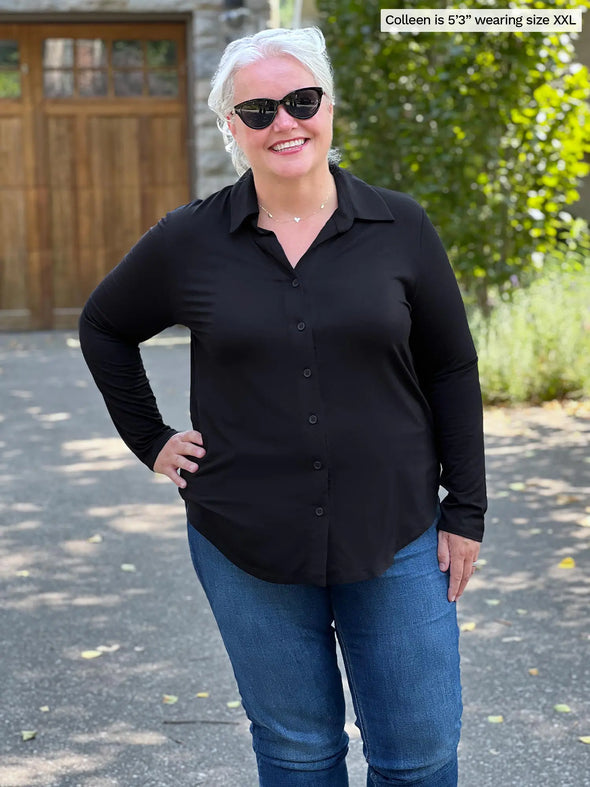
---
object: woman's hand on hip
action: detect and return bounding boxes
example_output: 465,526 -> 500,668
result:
153,430 -> 206,489
437,530 -> 480,603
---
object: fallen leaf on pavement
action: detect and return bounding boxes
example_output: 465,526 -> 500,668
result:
226,701 -> 241,709
460,621 -> 477,632
556,494 -> 581,505
487,715 -> 504,723
96,644 -> 120,653
509,482 -> 526,491
196,692 -> 209,698
162,695 -> 178,704
21,730 -> 37,741
554,704 -> 572,713
120,563 -> 136,572
528,668 -> 539,676
87,534 -> 103,543
558,557 -> 575,569
80,650 -> 102,659
485,599 -> 501,606
39,706 -> 50,712
579,737 -> 590,744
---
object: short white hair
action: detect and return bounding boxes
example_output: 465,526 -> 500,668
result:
208,27 -> 339,176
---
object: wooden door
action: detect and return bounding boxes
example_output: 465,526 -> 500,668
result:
0,22 -> 189,330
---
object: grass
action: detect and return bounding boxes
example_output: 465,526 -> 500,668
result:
468,267 -> 590,404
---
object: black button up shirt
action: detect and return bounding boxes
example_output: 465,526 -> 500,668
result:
79,165 -> 487,586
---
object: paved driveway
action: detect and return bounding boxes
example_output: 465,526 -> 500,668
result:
1,330 -> 589,786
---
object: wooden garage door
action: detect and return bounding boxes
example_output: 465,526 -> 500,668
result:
0,22 -> 189,330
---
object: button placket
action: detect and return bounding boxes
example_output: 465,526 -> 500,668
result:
286,274 -> 329,537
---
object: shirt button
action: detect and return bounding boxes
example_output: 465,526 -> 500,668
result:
297,321 -> 306,331
303,368 -> 312,378
313,460 -> 322,470
315,506 -> 325,517
308,414 -> 318,424
292,279 -> 300,288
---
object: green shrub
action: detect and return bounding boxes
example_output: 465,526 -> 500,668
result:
469,267 -> 590,403
318,0 -> 590,309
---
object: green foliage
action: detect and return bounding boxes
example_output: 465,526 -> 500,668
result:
0,72 -> 20,98
318,0 -> 590,305
469,263 -> 590,403
279,0 -> 296,27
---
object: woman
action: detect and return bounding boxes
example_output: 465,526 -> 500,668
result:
79,26 -> 486,786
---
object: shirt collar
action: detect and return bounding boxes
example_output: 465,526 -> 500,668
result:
228,164 -> 395,234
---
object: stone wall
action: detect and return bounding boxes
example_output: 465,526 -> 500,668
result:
0,0 -> 271,197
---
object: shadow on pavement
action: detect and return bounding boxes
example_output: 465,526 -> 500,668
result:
0,332 -> 588,786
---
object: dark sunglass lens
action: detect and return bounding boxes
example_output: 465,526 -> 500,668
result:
287,89 -> 322,119
237,99 -> 276,129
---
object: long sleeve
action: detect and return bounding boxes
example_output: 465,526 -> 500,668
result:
79,219 -> 179,469
409,208 -> 487,541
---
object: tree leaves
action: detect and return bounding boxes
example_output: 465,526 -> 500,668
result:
318,0 -> 590,307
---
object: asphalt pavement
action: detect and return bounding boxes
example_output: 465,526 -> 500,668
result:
1,329 -> 589,787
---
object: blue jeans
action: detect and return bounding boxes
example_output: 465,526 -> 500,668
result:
187,520 -> 461,786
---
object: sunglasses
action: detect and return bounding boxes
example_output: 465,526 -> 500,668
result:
232,86 -> 324,130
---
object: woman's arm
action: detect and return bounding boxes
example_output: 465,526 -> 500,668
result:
409,208 -> 487,600
79,219 -> 182,470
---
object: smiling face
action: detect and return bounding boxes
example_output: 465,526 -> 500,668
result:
228,55 -> 333,185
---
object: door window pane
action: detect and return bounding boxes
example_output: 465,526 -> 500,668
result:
43,39 -> 74,68
38,36 -> 181,100
78,70 -> 108,97
112,40 -> 143,68
0,40 -> 19,67
148,71 -> 178,97
76,39 -> 107,68
114,70 -> 143,96
0,72 -> 20,98
0,40 -> 20,98
146,40 -> 177,68
44,70 -> 74,98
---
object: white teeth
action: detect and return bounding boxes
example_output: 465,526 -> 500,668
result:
272,138 -> 306,152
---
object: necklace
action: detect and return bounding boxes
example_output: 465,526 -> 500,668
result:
258,192 -> 332,224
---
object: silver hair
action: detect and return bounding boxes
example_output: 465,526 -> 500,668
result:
208,26 -> 340,177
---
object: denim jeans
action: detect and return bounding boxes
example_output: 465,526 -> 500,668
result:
187,519 -> 462,786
